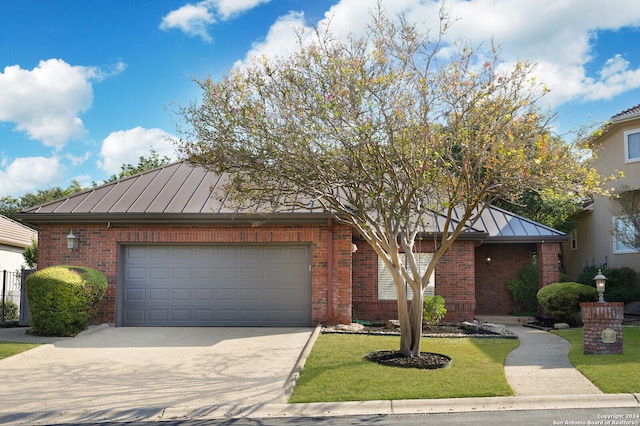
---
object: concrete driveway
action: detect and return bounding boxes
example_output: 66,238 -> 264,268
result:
0,326 -> 313,422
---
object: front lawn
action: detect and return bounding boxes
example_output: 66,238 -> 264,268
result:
552,326 -> 640,394
0,341 -> 40,360
289,334 -> 519,403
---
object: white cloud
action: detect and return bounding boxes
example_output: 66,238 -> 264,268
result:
234,0 -> 640,108
233,11 -> 309,69
97,127 -> 176,175
0,59 -> 126,150
159,3 -> 215,42
65,151 -> 91,167
0,156 -> 64,197
206,0 -> 271,20
160,0 -> 271,41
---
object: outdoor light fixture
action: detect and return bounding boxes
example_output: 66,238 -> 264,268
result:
66,230 -> 78,252
593,269 -> 607,302
351,243 -> 358,253
485,255 -> 492,264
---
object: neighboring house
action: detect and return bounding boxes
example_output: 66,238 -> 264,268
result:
563,104 -> 640,281
0,214 -> 36,272
16,162 -> 564,327
0,214 -> 37,310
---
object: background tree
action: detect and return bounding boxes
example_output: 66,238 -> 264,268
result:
104,148 -> 171,183
176,6 -> 599,357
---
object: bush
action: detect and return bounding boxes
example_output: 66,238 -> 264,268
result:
577,266 -> 640,303
537,282 -> 598,325
423,295 -> 447,326
26,265 -> 107,336
507,263 -> 539,313
1,299 -> 19,322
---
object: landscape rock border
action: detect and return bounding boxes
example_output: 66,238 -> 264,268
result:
322,321 -> 517,339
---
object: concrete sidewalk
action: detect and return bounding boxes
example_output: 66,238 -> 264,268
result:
505,326 -> 602,395
0,324 -> 638,424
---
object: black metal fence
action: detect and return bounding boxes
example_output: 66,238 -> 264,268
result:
1,270 -> 22,323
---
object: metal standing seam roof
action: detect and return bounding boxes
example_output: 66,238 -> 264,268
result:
16,161 -> 566,242
0,214 -> 37,248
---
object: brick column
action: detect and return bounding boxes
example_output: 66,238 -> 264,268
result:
537,242 -> 560,290
580,302 -> 624,355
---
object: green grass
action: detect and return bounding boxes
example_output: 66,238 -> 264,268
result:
289,334 -> 519,402
0,340 -> 40,360
552,327 -> 640,394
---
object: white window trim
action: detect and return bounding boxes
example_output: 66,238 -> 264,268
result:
612,216 -> 640,254
624,129 -> 640,163
378,253 -> 435,300
570,229 -> 577,251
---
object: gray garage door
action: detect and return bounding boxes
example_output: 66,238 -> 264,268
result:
119,244 -> 312,326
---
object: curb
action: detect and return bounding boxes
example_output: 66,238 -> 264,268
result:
3,394 -> 638,424
282,324 -> 322,398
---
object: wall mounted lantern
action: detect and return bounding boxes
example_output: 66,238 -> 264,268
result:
593,269 -> 607,302
66,230 -> 78,252
485,255 -> 492,264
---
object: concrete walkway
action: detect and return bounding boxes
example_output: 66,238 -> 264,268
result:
505,326 -> 602,396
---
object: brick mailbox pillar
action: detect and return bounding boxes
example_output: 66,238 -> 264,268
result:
580,302 -> 624,355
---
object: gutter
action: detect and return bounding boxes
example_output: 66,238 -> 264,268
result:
318,218 -> 333,324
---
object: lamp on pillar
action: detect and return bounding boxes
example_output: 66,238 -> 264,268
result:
593,269 -> 607,302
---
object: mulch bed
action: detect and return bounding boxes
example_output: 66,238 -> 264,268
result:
365,350 -> 452,369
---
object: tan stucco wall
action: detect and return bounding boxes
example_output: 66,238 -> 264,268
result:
563,119 -> 640,280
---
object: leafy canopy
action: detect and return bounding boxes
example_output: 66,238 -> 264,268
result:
176,5 -> 599,356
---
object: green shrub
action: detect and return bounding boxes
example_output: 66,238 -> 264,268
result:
1,299 -> 19,322
423,295 -> 447,326
577,266 -> 640,303
537,282 -> 598,325
506,263 -> 539,313
26,265 -> 107,336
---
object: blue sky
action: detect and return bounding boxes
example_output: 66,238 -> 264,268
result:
1,0 -> 640,199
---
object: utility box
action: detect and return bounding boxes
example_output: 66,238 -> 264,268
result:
580,302 -> 623,355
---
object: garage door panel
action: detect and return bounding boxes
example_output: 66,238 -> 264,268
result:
126,268 -> 146,280
149,288 -> 169,300
125,288 -> 146,301
120,244 -> 311,327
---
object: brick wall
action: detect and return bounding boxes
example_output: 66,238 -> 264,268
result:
581,302 -> 624,354
475,244 -> 536,315
537,242 -> 561,289
36,222 -> 352,326
352,239 -> 477,323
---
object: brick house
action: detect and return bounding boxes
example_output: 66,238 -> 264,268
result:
17,162 -> 564,327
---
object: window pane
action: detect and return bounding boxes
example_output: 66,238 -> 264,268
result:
613,216 -> 640,253
628,132 -> 640,160
377,253 -> 435,300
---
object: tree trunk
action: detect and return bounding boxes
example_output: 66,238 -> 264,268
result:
397,283 -> 424,357
408,288 -> 424,355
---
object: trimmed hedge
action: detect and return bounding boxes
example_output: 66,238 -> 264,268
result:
537,282 -> 598,325
26,265 -> 107,337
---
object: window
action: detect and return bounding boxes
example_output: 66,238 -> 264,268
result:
378,253 -> 435,300
624,129 -> 640,163
612,216 -> 640,254
570,229 -> 577,251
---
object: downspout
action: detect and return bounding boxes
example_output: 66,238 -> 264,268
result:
319,218 -> 334,324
